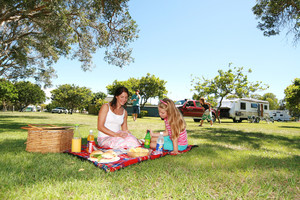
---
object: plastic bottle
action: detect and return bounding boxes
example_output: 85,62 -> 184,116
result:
144,130 -> 151,148
71,124 -> 82,152
87,130 -> 94,152
155,132 -> 164,154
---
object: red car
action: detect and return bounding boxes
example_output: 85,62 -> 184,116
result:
175,99 -> 217,122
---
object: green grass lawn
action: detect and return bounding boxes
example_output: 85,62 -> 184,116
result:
0,112 -> 299,199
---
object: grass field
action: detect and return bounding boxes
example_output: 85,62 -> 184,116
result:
0,112 -> 299,199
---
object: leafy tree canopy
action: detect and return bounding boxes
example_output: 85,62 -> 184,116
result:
91,91 -> 107,104
0,78 -> 17,110
51,84 -> 93,111
191,63 -> 269,122
252,0 -> 300,44
0,0 -> 139,87
14,81 -> 46,108
284,78 -> 300,117
261,93 -> 280,110
106,77 -> 139,97
106,73 -> 168,108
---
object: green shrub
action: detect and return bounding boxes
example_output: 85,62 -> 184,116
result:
138,110 -> 148,118
88,99 -> 107,115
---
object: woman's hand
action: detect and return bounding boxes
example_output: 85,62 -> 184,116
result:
117,130 -> 128,138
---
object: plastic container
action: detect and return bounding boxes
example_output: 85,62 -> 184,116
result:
144,130 -> 151,148
71,124 -> 82,152
155,132 -> 164,154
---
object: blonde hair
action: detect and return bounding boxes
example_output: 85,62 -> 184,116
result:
158,98 -> 186,140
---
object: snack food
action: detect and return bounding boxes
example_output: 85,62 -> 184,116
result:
128,147 -> 150,157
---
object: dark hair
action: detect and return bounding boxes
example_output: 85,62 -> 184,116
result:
110,86 -> 129,109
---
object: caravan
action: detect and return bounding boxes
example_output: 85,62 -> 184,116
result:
219,98 -> 270,123
269,110 -> 291,122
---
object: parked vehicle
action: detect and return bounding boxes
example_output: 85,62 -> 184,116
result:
218,98 -> 270,123
51,107 -> 68,114
20,105 -> 37,112
175,99 -> 217,122
269,110 -> 291,122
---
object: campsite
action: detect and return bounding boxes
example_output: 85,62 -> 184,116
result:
1,0 -> 300,199
0,112 -> 299,199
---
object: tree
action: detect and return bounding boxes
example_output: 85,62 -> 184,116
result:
91,91 -> 107,104
106,73 -> 168,108
252,0 -> 300,44
138,73 -> 168,108
0,78 -> 17,111
251,93 -> 280,110
106,77 -> 139,98
51,84 -> 93,112
191,64 -> 269,123
1,0 -> 139,87
284,78 -> 300,117
14,81 -> 46,109
250,94 -> 263,100
261,93 -> 280,110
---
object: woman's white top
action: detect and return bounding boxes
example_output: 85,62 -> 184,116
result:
98,104 -> 125,138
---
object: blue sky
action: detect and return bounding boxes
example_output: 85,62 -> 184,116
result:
45,0 -> 300,103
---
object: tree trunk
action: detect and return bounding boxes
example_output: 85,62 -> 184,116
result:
216,96 -> 225,124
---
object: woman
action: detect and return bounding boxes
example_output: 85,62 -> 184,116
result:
97,86 -> 141,149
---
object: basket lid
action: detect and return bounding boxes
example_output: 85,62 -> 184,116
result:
21,124 -> 73,130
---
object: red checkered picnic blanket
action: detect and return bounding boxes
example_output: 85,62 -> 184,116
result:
65,145 -> 197,172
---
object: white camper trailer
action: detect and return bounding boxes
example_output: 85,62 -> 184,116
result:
219,98 -> 270,123
269,110 -> 291,122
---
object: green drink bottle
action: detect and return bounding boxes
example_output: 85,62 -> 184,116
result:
144,130 -> 151,148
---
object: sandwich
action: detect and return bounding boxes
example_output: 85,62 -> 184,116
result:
89,150 -> 103,161
102,150 -> 117,158
90,150 -> 119,163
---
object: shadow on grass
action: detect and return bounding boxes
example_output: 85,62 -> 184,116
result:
188,127 -> 299,150
0,122 -> 29,133
279,126 -> 300,129
0,117 -> 75,133
0,114 -> 49,119
0,114 -> 50,133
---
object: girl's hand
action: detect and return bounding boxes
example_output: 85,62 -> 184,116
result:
170,151 -> 180,155
149,130 -> 154,137
116,130 -> 128,138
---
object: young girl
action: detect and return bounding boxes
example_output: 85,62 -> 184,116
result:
199,97 -> 213,127
149,98 -> 188,154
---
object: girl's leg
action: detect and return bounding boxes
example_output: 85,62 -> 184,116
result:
199,120 -> 204,126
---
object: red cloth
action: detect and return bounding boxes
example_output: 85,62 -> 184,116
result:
65,145 -> 197,172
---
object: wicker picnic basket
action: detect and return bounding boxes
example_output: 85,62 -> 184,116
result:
21,124 -> 74,153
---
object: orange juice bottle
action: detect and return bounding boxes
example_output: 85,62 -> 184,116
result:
87,130 -> 94,152
71,124 -> 82,152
